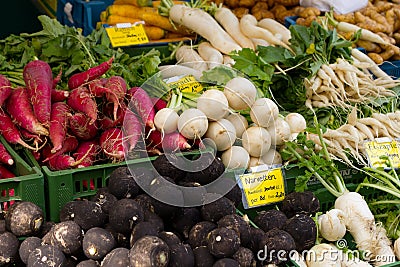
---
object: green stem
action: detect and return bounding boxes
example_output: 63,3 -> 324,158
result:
369,200 -> 400,206
69,34 -> 96,66
6,77 -> 25,86
364,167 -> 400,190
357,182 -> 400,199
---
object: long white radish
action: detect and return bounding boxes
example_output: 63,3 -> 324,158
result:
175,45 -> 209,72
154,108 -> 179,134
225,113 -> 248,138
257,18 -> 291,45
221,145 -> 250,169
335,21 -> 388,45
196,89 -> 229,121
197,42 -> 224,70
250,98 -> 279,128
177,108 -> 209,139
239,14 -> 293,52
169,5 -> 242,54
223,55 -> 235,67
251,38 -> 270,48
351,48 -> 391,80
204,119 -> 236,151
224,77 -> 257,110
213,7 -> 255,50
158,65 -> 202,80
242,126 -> 271,157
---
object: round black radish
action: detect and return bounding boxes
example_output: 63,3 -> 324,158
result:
201,196 -> 235,223
212,258 -> 239,267
253,209 -> 288,232
45,220 -> 83,255
101,247 -> 129,267
152,153 -> 187,182
193,246 -> 215,267
144,210 -> 164,231
133,194 -> 155,212
64,256 -> 79,267
73,200 -> 108,230
129,236 -> 170,267
109,198 -> 144,236
150,183 -> 185,209
147,175 -> 176,195
247,227 -> 265,253
104,224 -> 130,249
283,213 -> 317,252
232,247 -> 256,267
77,259 -> 99,267
171,207 -> 202,239
130,221 -> 160,246
91,188 -> 118,214
0,231 -> 19,265
184,153 -> 225,184
5,201 -> 44,236
169,243 -> 195,267
158,231 -> 181,247
0,220 -> 5,233
258,228 -> 296,264
206,227 -> 240,258
39,221 -> 56,238
83,227 -> 116,260
224,184 -> 242,207
59,201 -> 81,221
188,221 -> 217,249
281,191 -> 320,218
27,245 -> 66,267
217,214 -> 251,247
108,167 -> 141,199
150,194 -> 180,219
19,236 -> 42,264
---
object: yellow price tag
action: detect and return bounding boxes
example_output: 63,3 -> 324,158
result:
105,24 -> 149,47
364,138 -> 400,168
238,168 -> 285,208
167,75 -> 203,93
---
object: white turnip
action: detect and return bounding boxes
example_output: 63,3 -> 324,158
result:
318,209 -> 347,242
248,157 -> 265,168
224,77 -> 257,110
261,149 -> 282,165
241,126 -> 271,157
225,113 -> 248,138
196,89 -> 229,121
266,117 -> 291,147
221,146 -> 250,169
285,112 -> 307,133
250,98 -> 279,128
154,108 -> 179,135
204,119 -> 236,151
178,108 -> 209,139
305,243 -> 341,267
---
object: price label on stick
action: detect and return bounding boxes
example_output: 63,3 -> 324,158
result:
166,75 -> 203,93
105,23 -> 149,47
364,138 -> 400,169
238,167 -> 285,209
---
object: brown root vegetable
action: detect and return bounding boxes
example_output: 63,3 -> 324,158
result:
377,32 -> 396,45
251,2 -> 275,20
273,0 -> 299,7
298,7 -> 320,18
379,47 -> 396,61
232,7 -> 249,18
356,40 -> 381,52
368,52 -> 384,64
224,0 -> 239,8
334,12 -> 355,23
239,0 -> 255,8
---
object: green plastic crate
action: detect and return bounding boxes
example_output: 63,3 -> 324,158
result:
0,136 -> 45,215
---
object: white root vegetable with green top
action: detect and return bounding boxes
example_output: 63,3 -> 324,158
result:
241,126 -> 271,157
224,77 -> 257,110
285,113 -> 307,134
266,117 -> 291,147
221,145 -> 250,169
318,209 -> 347,242
177,108 -> 208,139
169,5 -> 242,54
197,42 -> 224,70
154,108 -> 179,135
204,119 -> 236,151
175,45 -> 209,73
196,89 -> 229,121
250,98 -> 279,128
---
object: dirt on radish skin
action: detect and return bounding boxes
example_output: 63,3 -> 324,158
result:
49,102 -> 71,153
67,87 -> 98,124
100,128 -> 125,160
105,75 -> 127,121
69,112 -> 99,141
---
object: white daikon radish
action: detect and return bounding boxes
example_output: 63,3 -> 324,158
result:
224,77 -> 257,110
175,45 -> 209,72
198,41 -> 224,70
204,119 -> 236,151
285,112 -> 307,133
266,117 -> 291,147
261,149 -> 282,165
225,113 -> 248,138
154,108 -> 179,134
258,18 -> 291,45
250,98 -> 279,128
178,108 -> 209,139
223,55 -> 235,67
158,65 -> 202,81
196,89 -> 229,121
241,126 -> 271,157
318,209 -> 347,242
221,145 -> 250,169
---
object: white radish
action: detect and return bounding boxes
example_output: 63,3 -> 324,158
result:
266,117 -> 291,147
204,119 -> 236,151
239,14 -> 293,51
158,65 -> 202,81
223,55 -> 235,67
242,126 -> 271,157
196,89 -> 229,121
224,77 -> 257,110
213,7 -> 255,50
154,108 -> 179,134
260,148 -> 282,165
198,42 -> 224,70
248,156 -> 265,168
250,98 -> 279,128
351,48 -> 391,80
177,108 -> 209,139
393,237 -> 400,260
258,18 -> 291,45
285,112 -> 307,133
251,38 -> 270,48
305,243 -> 341,267
169,5 -> 242,54
373,225 -> 396,266
175,45 -> 209,72
225,113 -> 248,138
335,21 -> 388,45
221,145 -> 250,169
318,209 -> 347,242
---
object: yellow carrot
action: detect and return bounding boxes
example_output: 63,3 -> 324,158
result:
151,0 -> 186,8
143,25 -> 166,40
113,0 -> 153,7
106,4 -> 157,18
104,15 -> 142,25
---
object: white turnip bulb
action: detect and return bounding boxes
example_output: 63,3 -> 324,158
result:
225,113 -> 248,138
248,157 -> 265,168
221,146 -> 250,169
204,119 -> 236,151
224,77 -> 257,110
285,112 -> 307,133
242,126 -> 271,157
266,117 -> 292,147
196,89 -> 229,121
154,108 -> 179,134
178,108 -> 209,139
261,149 -> 282,165
250,98 -> 279,128
318,209 -> 347,242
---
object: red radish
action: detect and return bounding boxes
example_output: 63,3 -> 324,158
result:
48,154 -> 76,170
0,109 -> 37,150
52,68 -> 62,89
147,130 -> 191,152
73,140 -> 100,168
23,59 -> 53,126
105,76 -> 127,120
102,101 -> 127,127
0,143 -> 13,165
0,165 -> 15,178
127,87 -> 156,130
68,57 -> 114,89
51,89 -> 69,102
151,97 -> 167,111
99,127 -> 125,160
0,74 -> 12,107
88,78 -> 115,98
42,135 -> 79,162
49,102 -> 71,153
20,128 -> 44,151
69,113 -> 98,141
31,150 -> 41,162
5,87 -> 49,136
98,115 -> 115,130
67,87 -> 98,124
122,109 -> 143,152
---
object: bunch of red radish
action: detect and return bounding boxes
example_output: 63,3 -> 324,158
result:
0,57 -> 193,172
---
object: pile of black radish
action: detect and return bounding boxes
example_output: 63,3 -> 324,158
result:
0,157 -> 321,266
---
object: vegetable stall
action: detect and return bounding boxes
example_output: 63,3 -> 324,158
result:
1,0 -> 400,266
